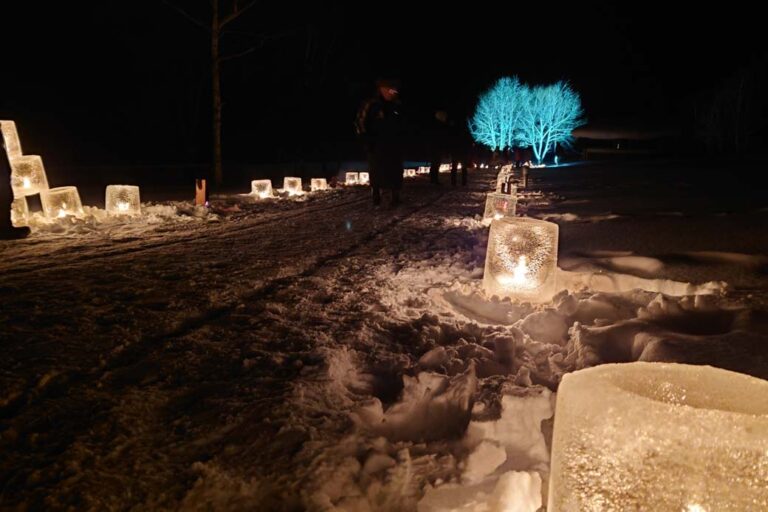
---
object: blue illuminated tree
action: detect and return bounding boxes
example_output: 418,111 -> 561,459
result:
468,77 -> 525,151
517,81 -> 585,164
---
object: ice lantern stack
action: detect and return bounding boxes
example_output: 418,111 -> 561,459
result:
483,217 -> 558,302
548,362 -> 768,511
106,185 -> 141,216
2,121 -> 49,200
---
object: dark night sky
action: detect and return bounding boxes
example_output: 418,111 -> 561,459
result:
1,2 -> 764,167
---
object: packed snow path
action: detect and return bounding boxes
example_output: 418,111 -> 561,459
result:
2,163 -> 767,510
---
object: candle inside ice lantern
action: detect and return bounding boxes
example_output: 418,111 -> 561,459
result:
23,177 -> 31,189
117,201 -> 130,212
57,203 -> 68,218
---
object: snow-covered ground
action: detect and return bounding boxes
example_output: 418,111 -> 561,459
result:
1,162 -> 767,510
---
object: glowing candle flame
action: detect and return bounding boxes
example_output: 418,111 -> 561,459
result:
117,201 -> 130,212
686,505 -> 706,512
511,255 -> 529,284
22,177 -> 31,189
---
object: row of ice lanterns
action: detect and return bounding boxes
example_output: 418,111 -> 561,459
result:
479,165 -> 768,511
2,121 -> 141,227
481,164 -> 559,304
249,172 -> 371,199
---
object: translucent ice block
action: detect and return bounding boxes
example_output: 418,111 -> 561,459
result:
105,185 -> 141,216
10,155 -> 49,197
11,197 -> 28,227
0,120 -> 22,158
404,168 -> 417,177
40,186 -> 83,219
483,192 -> 517,223
548,362 -> 768,511
283,177 -> 302,196
483,217 -> 558,302
358,172 -> 370,185
251,179 -> 273,198
345,172 -> 359,185
310,178 -> 328,191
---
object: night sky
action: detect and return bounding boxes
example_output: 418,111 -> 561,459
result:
1,1 -> 764,167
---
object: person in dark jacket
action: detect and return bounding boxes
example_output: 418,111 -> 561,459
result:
356,79 -> 405,207
1,140 -> 30,239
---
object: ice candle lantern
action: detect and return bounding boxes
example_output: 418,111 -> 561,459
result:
417,166 -> 430,174
483,192 -> 518,223
40,186 -> 84,219
345,172 -> 359,185
404,168 -> 417,177
283,177 -> 302,196
495,165 -> 514,192
251,179 -> 273,198
10,155 -> 49,197
106,185 -> 141,216
483,217 -> 558,302
548,362 -> 768,511
439,163 -> 451,173
358,172 -> 370,185
0,120 -> 22,158
11,197 -> 29,227
310,178 -> 328,191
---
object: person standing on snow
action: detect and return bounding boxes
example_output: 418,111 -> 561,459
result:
355,79 -> 405,207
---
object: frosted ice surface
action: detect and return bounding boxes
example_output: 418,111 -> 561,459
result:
10,155 -> 49,197
1,120 -> 22,158
283,177 -> 302,196
250,179 -> 272,198
483,192 -> 517,224
548,362 -> 768,511
310,178 -> 328,191
40,186 -> 83,218
105,185 -> 141,215
345,172 -> 359,185
483,217 -> 559,303
11,197 -> 28,227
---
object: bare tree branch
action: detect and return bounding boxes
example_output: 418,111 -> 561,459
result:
163,0 -> 210,32
220,0 -> 258,28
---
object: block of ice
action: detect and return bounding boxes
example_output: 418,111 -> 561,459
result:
0,120 -> 22,158
251,179 -> 272,198
404,168 -> 417,177
11,197 -> 28,227
283,177 -> 302,196
10,155 -> 49,197
105,185 -> 141,216
439,163 -> 452,173
358,172 -> 370,185
483,192 -> 517,224
345,172 -> 359,185
310,178 -> 328,191
40,186 -> 83,218
483,217 -> 559,302
495,165 -> 514,192
548,362 -> 768,511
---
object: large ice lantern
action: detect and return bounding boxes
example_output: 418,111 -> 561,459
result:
251,179 -> 273,198
106,185 -> 141,216
310,178 -> 328,191
548,362 -> 768,511
358,172 -> 370,185
10,155 -> 49,197
483,192 -> 517,223
483,217 -> 558,302
283,177 -> 302,196
40,186 -> 83,219
1,120 -> 22,158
